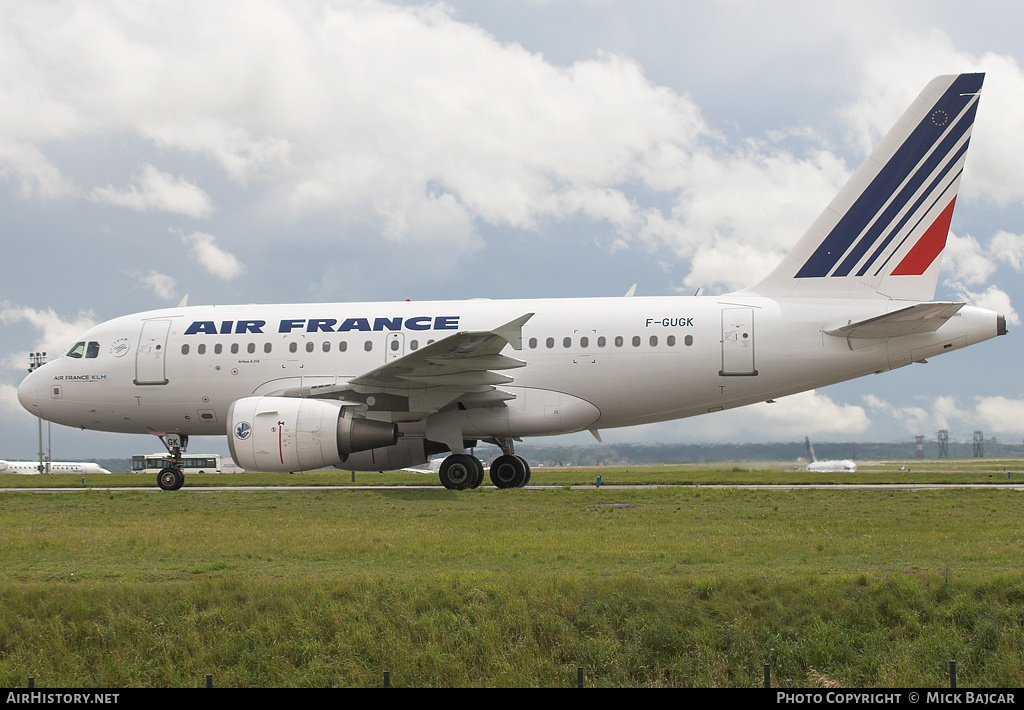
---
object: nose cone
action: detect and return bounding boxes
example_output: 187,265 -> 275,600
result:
18,368 -> 43,416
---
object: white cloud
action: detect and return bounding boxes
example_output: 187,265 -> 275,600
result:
942,232 -> 997,285
609,390 -> 871,443
136,270 -> 177,300
92,164 -> 213,218
847,29 -> 1024,206
990,231 -> 1024,271
0,140 -> 75,199
0,382 -> 22,415
974,396 -> 1024,435
948,282 -> 1020,326
866,393 -> 1024,439
181,232 -> 245,281
0,304 -> 96,371
2,3 -> 1020,286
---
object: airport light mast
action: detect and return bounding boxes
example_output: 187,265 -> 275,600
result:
27,352 -> 50,473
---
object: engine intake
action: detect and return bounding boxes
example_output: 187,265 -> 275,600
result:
227,396 -> 398,472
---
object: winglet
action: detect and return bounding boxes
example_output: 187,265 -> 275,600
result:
492,313 -> 534,351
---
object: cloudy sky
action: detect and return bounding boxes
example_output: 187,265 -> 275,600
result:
2,0 -> 1023,460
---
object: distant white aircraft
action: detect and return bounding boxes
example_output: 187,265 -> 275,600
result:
18,74 -> 1004,491
0,460 -> 111,474
804,437 -> 856,473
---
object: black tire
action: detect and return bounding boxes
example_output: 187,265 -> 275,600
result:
157,467 -> 184,491
469,456 -> 485,489
515,455 -> 532,486
439,454 -> 477,490
489,454 -> 524,489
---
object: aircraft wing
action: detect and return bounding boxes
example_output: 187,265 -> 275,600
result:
278,313 -> 533,418
824,302 -> 964,339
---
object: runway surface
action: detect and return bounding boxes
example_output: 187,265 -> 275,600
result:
3,483 -> 1024,493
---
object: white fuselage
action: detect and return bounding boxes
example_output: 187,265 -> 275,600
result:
17,295 -> 1001,454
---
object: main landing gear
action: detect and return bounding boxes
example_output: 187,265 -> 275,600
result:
437,439 -> 532,491
156,433 -> 188,491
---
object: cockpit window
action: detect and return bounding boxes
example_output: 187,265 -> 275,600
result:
66,342 -> 86,359
85,341 -> 100,359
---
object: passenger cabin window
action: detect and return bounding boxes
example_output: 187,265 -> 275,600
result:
66,342 -> 86,359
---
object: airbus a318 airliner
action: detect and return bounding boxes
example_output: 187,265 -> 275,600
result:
18,74 -> 1005,490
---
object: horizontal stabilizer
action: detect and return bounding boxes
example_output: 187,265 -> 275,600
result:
825,302 -> 964,339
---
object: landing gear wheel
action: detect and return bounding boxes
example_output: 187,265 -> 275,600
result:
490,454 -> 526,489
469,456 -> 485,489
157,467 -> 184,491
515,455 -> 532,486
439,454 -> 479,491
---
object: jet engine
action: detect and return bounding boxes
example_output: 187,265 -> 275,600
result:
227,396 -> 398,472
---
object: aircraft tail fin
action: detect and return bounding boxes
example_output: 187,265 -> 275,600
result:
805,436 -> 817,463
743,73 -> 984,300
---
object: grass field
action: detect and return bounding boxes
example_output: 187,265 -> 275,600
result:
2,463 -> 1024,687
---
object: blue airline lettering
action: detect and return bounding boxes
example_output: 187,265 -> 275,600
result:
187,315 -> 461,335
235,320 -> 265,334
185,321 -> 218,335
373,317 -> 402,331
307,318 -> 337,333
338,318 -> 371,332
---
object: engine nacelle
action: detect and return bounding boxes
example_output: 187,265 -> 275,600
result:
227,396 -> 398,472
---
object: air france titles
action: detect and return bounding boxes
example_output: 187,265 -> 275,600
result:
184,316 -> 460,336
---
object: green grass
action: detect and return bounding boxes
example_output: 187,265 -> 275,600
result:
1,473 -> 1024,686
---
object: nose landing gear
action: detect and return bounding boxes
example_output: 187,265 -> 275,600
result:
155,433 -> 188,491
